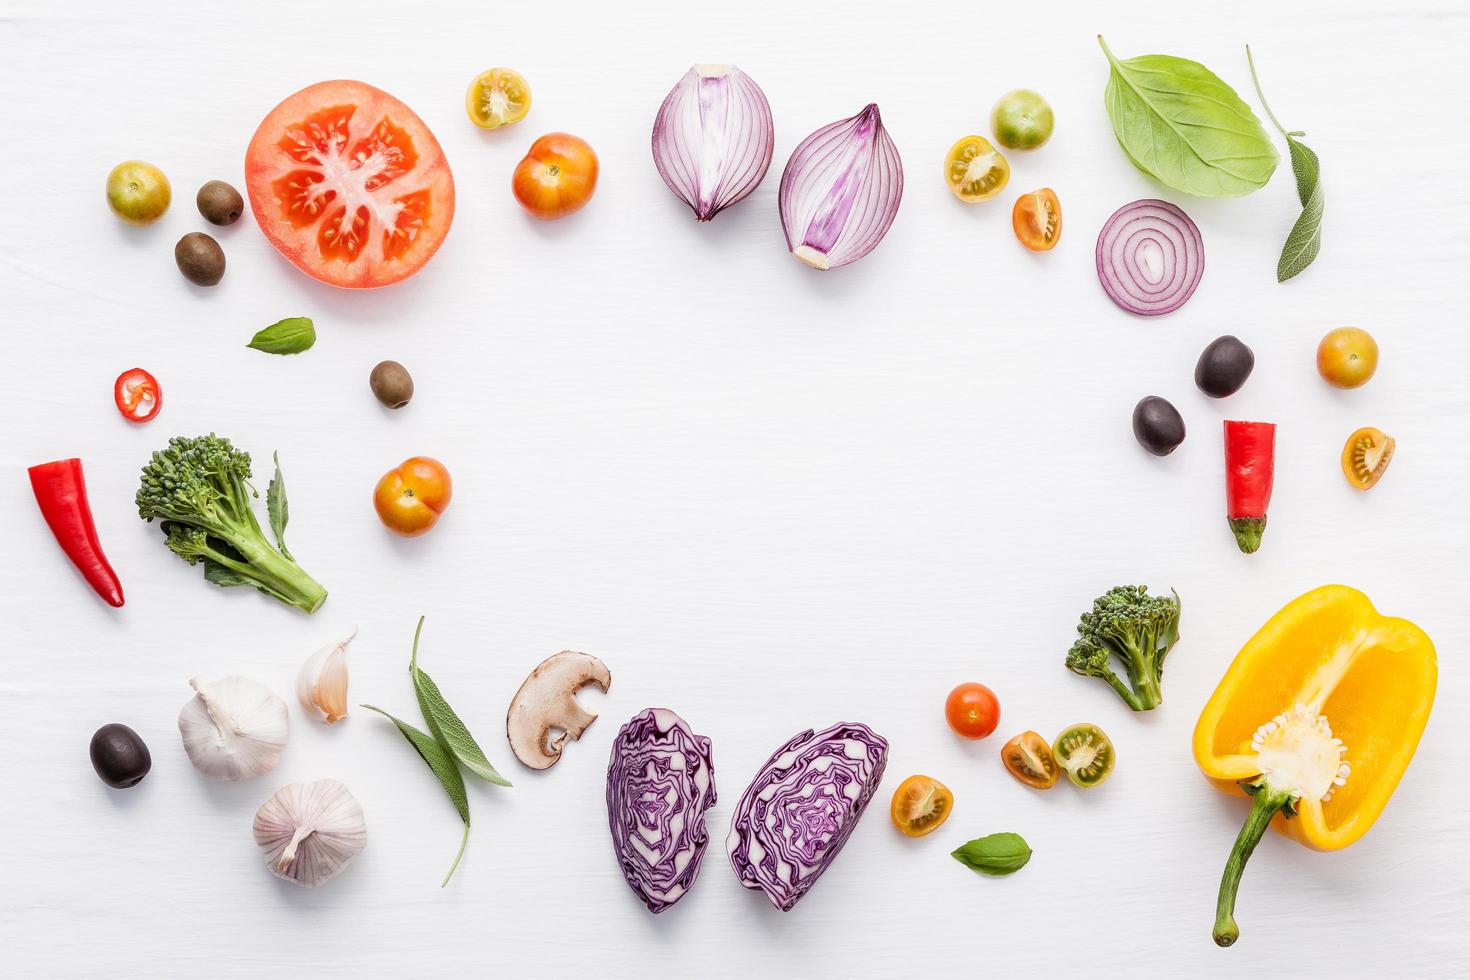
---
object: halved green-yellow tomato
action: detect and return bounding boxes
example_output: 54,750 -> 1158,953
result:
1053,723 -> 1115,788
465,68 -> 532,130
890,774 -> 954,837
944,135 -> 1010,203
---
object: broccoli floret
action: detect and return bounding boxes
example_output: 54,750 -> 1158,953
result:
1064,585 -> 1181,711
137,434 -> 327,613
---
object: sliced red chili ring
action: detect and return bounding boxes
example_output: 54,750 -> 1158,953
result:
114,368 -> 162,423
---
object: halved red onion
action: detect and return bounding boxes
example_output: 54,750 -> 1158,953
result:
1095,199 -> 1205,316
652,64 -> 774,221
779,104 -> 903,270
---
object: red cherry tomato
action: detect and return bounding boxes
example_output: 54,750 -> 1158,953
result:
114,368 -> 162,423
945,682 -> 1000,739
512,133 -> 598,220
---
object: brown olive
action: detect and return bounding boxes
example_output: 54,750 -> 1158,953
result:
175,232 -> 225,286
90,723 -> 152,789
196,180 -> 244,226
370,360 -> 414,409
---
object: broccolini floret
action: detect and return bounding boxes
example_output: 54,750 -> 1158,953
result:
136,434 -> 327,613
1065,585 -> 1181,711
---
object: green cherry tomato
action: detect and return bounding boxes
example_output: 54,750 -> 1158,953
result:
107,161 -> 171,225
1052,723 -> 1115,788
991,90 -> 1054,151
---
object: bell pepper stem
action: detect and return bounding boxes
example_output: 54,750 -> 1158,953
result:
1214,787 -> 1293,946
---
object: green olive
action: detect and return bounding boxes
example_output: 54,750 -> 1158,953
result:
107,160 -> 171,225
175,232 -> 225,287
369,360 -> 414,409
1052,723 -> 1115,788
991,90 -> 1055,151
196,180 -> 245,226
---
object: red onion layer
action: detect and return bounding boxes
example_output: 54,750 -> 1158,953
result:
651,64 -> 773,222
779,104 -> 903,270
1095,199 -> 1205,316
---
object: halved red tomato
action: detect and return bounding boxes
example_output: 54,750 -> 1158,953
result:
244,80 -> 455,289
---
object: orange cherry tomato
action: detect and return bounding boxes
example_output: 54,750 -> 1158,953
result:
1316,327 -> 1379,389
1341,427 -> 1395,490
1000,731 -> 1060,790
945,682 -> 1000,739
374,456 -> 452,536
512,133 -> 598,220
1012,187 -> 1062,251
889,774 -> 954,838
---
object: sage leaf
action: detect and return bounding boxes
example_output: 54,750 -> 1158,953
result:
1247,46 -> 1323,283
409,617 -> 512,786
1099,35 -> 1278,198
362,704 -> 472,886
266,451 -> 292,560
951,832 -> 1032,877
247,316 -> 316,355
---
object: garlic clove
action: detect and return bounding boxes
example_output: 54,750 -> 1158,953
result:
296,628 -> 356,724
253,779 -> 366,887
178,675 -> 289,780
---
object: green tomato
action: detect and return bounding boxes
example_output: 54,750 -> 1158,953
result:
991,90 -> 1054,151
107,161 -> 171,225
1052,723 -> 1114,788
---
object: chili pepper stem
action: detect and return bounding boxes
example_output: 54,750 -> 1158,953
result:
1214,785 -> 1293,946
1229,517 -> 1267,554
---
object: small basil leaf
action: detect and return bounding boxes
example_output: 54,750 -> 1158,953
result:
247,316 -> 316,355
266,451 -> 292,560
951,832 -> 1033,877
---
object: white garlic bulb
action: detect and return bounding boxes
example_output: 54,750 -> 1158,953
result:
296,628 -> 356,724
253,779 -> 367,887
178,675 -> 289,780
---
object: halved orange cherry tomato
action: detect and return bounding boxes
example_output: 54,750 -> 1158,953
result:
1012,187 -> 1062,251
1001,731 -> 1059,790
374,456 -> 452,536
1341,427 -> 1395,490
512,133 -> 599,220
945,682 -> 1000,739
465,68 -> 531,130
113,368 -> 161,423
944,135 -> 1010,203
890,774 -> 954,837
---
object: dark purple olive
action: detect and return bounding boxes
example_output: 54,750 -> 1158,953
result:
1132,396 -> 1186,456
1195,335 -> 1255,398
89,723 -> 151,788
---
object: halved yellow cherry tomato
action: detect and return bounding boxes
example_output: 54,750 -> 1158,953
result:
465,68 -> 532,130
944,135 -> 1010,203
1341,427 -> 1395,490
889,774 -> 954,838
1012,187 -> 1062,251
1001,731 -> 1059,789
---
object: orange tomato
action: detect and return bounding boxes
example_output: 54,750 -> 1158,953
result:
1012,187 -> 1062,251
1341,427 -> 1395,490
1000,731 -> 1059,790
512,133 -> 598,220
945,682 -> 1000,739
374,456 -> 452,536
889,774 -> 954,837
1316,327 -> 1378,389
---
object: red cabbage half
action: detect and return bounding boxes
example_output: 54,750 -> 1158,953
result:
605,707 -> 717,914
725,722 -> 889,911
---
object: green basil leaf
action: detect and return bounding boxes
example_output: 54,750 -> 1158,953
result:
361,704 -> 473,885
266,451 -> 292,560
408,617 -> 512,786
247,316 -> 316,355
1099,36 -> 1278,198
951,832 -> 1032,877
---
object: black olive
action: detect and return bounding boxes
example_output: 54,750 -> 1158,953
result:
1194,335 -> 1255,398
89,723 -> 151,788
196,180 -> 245,226
370,360 -> 414,409
1132,396 -> 1186,456
175,232 -> 226,286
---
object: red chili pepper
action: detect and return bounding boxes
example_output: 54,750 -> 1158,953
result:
114,368 -> 162,423
1223,421 -> 1276,554
28,458 -> 125,607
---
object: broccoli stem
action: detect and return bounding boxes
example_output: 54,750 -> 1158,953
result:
1101,670 -> 1148,711
1213,786 -> 1293,947
209,531 -> 327,613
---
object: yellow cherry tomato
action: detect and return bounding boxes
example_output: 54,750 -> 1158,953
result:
1316,327 -> 1378,389
944,135 -> 1010,203
465,68 -> 532,130
889,774 -> 954,838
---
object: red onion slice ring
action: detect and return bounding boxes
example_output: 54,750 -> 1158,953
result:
1096,199 -> 1205,316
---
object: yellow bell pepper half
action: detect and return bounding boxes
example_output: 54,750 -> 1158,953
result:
1192,585 -> 1436,947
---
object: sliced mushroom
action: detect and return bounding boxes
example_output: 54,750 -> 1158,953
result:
506,651 -> 611,770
